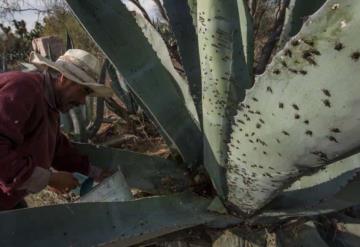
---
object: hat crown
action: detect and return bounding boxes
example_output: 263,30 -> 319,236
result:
29,48 -> 114,97
58,49 -> 101,80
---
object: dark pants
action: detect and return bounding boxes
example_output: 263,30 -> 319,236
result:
0,200 -> 27,211
12,200 -> 28,210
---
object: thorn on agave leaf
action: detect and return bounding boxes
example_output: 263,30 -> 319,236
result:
292,104 -> 300,110
273,69 -> 281,75
334,42 -> 344,51
322,89 -> 331,97
322,99 -> 331,108
331,128 -> 341,133
351,52 -> 360,61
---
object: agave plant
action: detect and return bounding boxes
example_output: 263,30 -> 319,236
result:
2,0 -> 360,246
61,31 -> 133,142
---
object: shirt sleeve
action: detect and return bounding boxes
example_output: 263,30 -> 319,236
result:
0,79 -> 39,194
52,131 -> 90,176
18,166 -> 51,193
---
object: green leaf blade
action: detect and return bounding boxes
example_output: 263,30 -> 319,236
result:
0,193 -> 219,247
162,0 -> 202,120
65,0 -> 202,166
74,143 -> 192,194
227,0 -> 360,213
197,0 -> 252,197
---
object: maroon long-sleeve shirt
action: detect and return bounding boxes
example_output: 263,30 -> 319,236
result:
0,71 -> 90,210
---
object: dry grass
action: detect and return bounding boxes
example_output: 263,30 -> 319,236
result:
25,187 -> 77,208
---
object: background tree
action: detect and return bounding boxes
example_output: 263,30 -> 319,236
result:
40,7 -> 100,56
0,20 -> 43,70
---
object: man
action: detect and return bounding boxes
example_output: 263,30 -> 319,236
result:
0,49 -> 113,210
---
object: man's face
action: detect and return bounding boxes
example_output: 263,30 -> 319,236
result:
55,75 -> 93,113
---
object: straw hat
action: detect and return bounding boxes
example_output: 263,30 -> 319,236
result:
30,49 -> 113,97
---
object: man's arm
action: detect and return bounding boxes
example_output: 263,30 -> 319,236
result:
0,136 -> 37,194
52,132 -> 111,181
4,138 -> 52,194
0,77 -> 42,194
52,131 -> 91,175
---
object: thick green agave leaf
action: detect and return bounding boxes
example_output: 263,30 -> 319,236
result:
252,174 -> 360,224
107,64 -> 137,114
279,0 -> 327,47
187,0 -> 197,29
59,113 -> 73,132
69,106 -> 87,142
59,31 -> 76,134
65,0 -> 201,166
320,214 -> 360,247
19,62 -> 37,72
227,0 -> 360,213
0,193 -> 220,247
237,0 -> 254,79
74,143 -> 191,194
65,29 -> 74,50
277,221 -> 328,247
86,59 -> 107,138
133,9 -> 199,122
197,0 -> 252,197
162,0 -> 202,120
268,153 -> 360,209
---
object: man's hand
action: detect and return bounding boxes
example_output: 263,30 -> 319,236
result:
48,171 -> 80,194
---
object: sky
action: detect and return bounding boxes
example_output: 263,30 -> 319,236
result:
1,0 -> 47,30
0,0 -> 166,32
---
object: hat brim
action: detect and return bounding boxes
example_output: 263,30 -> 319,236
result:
30,52 -> 113,98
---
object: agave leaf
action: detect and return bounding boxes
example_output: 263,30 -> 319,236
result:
59,112 -> 73,132
131,9 -> 199,123
187,0 -> 197,29
86,59 -> 107,138
84,97 -> 94,126
65,29 -> 74,50
227,0 -> 360,213
80,170 -> 133,202
197,0 -> 252,197
69,107 -> 87,142
279,0 -> 327,48
237,0 -> 254,78
1,53 -> 7,72
268,153 -> 360,209
277,221 -> 328,247
252,175 -> 360,224
65,0 -> 202,166
0,193 -> 220,247
321,214 -> 360,247
108,64 -> 137,114
46,43 -> 56,61
208,197 -> 228,215
198,0 -> 252,165
60,30 -> 76,134
19,62 -> 37,72
74,143 -> 191,194
162,0 -> 202,120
